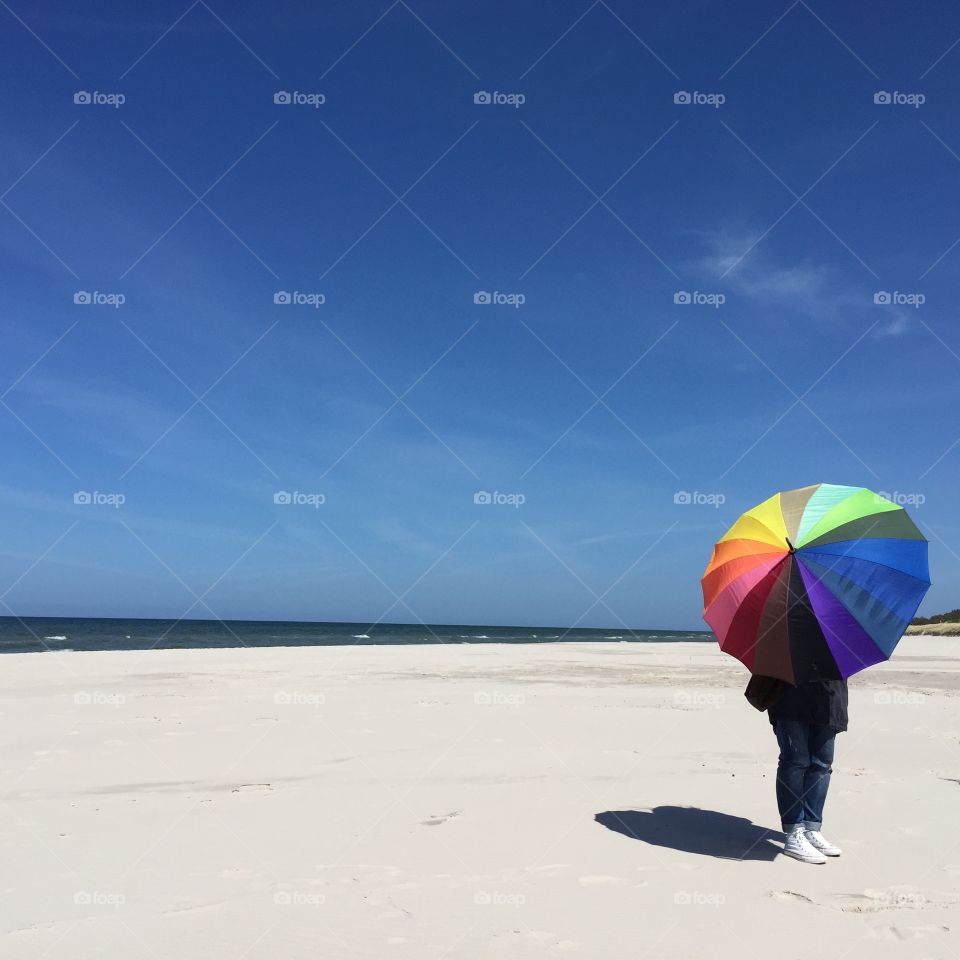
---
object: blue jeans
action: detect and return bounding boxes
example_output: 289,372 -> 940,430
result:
773,720 -> 836,833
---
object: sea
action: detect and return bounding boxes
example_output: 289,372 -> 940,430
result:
0,617 -> 712,654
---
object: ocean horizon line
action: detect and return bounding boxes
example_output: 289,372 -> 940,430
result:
0,615 -> 713,655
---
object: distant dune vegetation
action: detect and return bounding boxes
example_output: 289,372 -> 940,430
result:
913,608 -> 960,625
908,610 -> 960,635
906,621 -> 960,635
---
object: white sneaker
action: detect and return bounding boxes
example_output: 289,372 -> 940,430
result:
782,827 -> 827,864
805,830 -> 842,857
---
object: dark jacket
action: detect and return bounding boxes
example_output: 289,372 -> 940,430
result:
768,678 -> 848,732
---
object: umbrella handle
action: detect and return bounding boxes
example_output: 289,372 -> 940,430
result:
785,537 -> 796,554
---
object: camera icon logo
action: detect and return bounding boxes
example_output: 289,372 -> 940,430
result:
473,91 -> 491,104
874,91 -> 891,104
73,491 -> 91,505
673,491 -> 691,505
73,91 -> 91,104
273,491 -> 292,505
673,91 -> 691,104
873,290 -> 891,304
673,291 -> 691,304
274,291 -> 291,305
74,291 -> 91,304
473,291 -> 491,304
473,491 -> 492,504
274,91 -> 292,104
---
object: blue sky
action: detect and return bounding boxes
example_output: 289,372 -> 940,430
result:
1,0 -> 958,630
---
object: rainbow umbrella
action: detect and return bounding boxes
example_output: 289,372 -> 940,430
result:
701,483 -> 930,683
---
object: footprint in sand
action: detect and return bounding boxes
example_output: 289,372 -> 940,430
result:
231,783 -> 273,794
526,864 -> 570,878
833,888 -> 959,913
524,931 -> 580,954
490,930 -> 579,955
865,923 -> 952,940
421,811 -> 459,826
377,905 -> 414,920
164,898 -> 232,915
9,921 -> 60,937
770,890 -> 815,905
578,875 -> 636,888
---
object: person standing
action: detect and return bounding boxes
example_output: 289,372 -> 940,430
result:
767,674 -> 848,864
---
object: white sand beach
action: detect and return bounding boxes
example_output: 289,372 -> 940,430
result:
1,636 -> 958,958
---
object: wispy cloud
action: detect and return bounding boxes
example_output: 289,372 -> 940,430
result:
692,227 -> 843,315
873,310 -> 912,338
688,227 -> 915,338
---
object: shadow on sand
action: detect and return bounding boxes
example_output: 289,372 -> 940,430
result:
595,806 -> 782,861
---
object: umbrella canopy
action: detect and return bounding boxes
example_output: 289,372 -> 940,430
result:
701,483 -> 930,684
